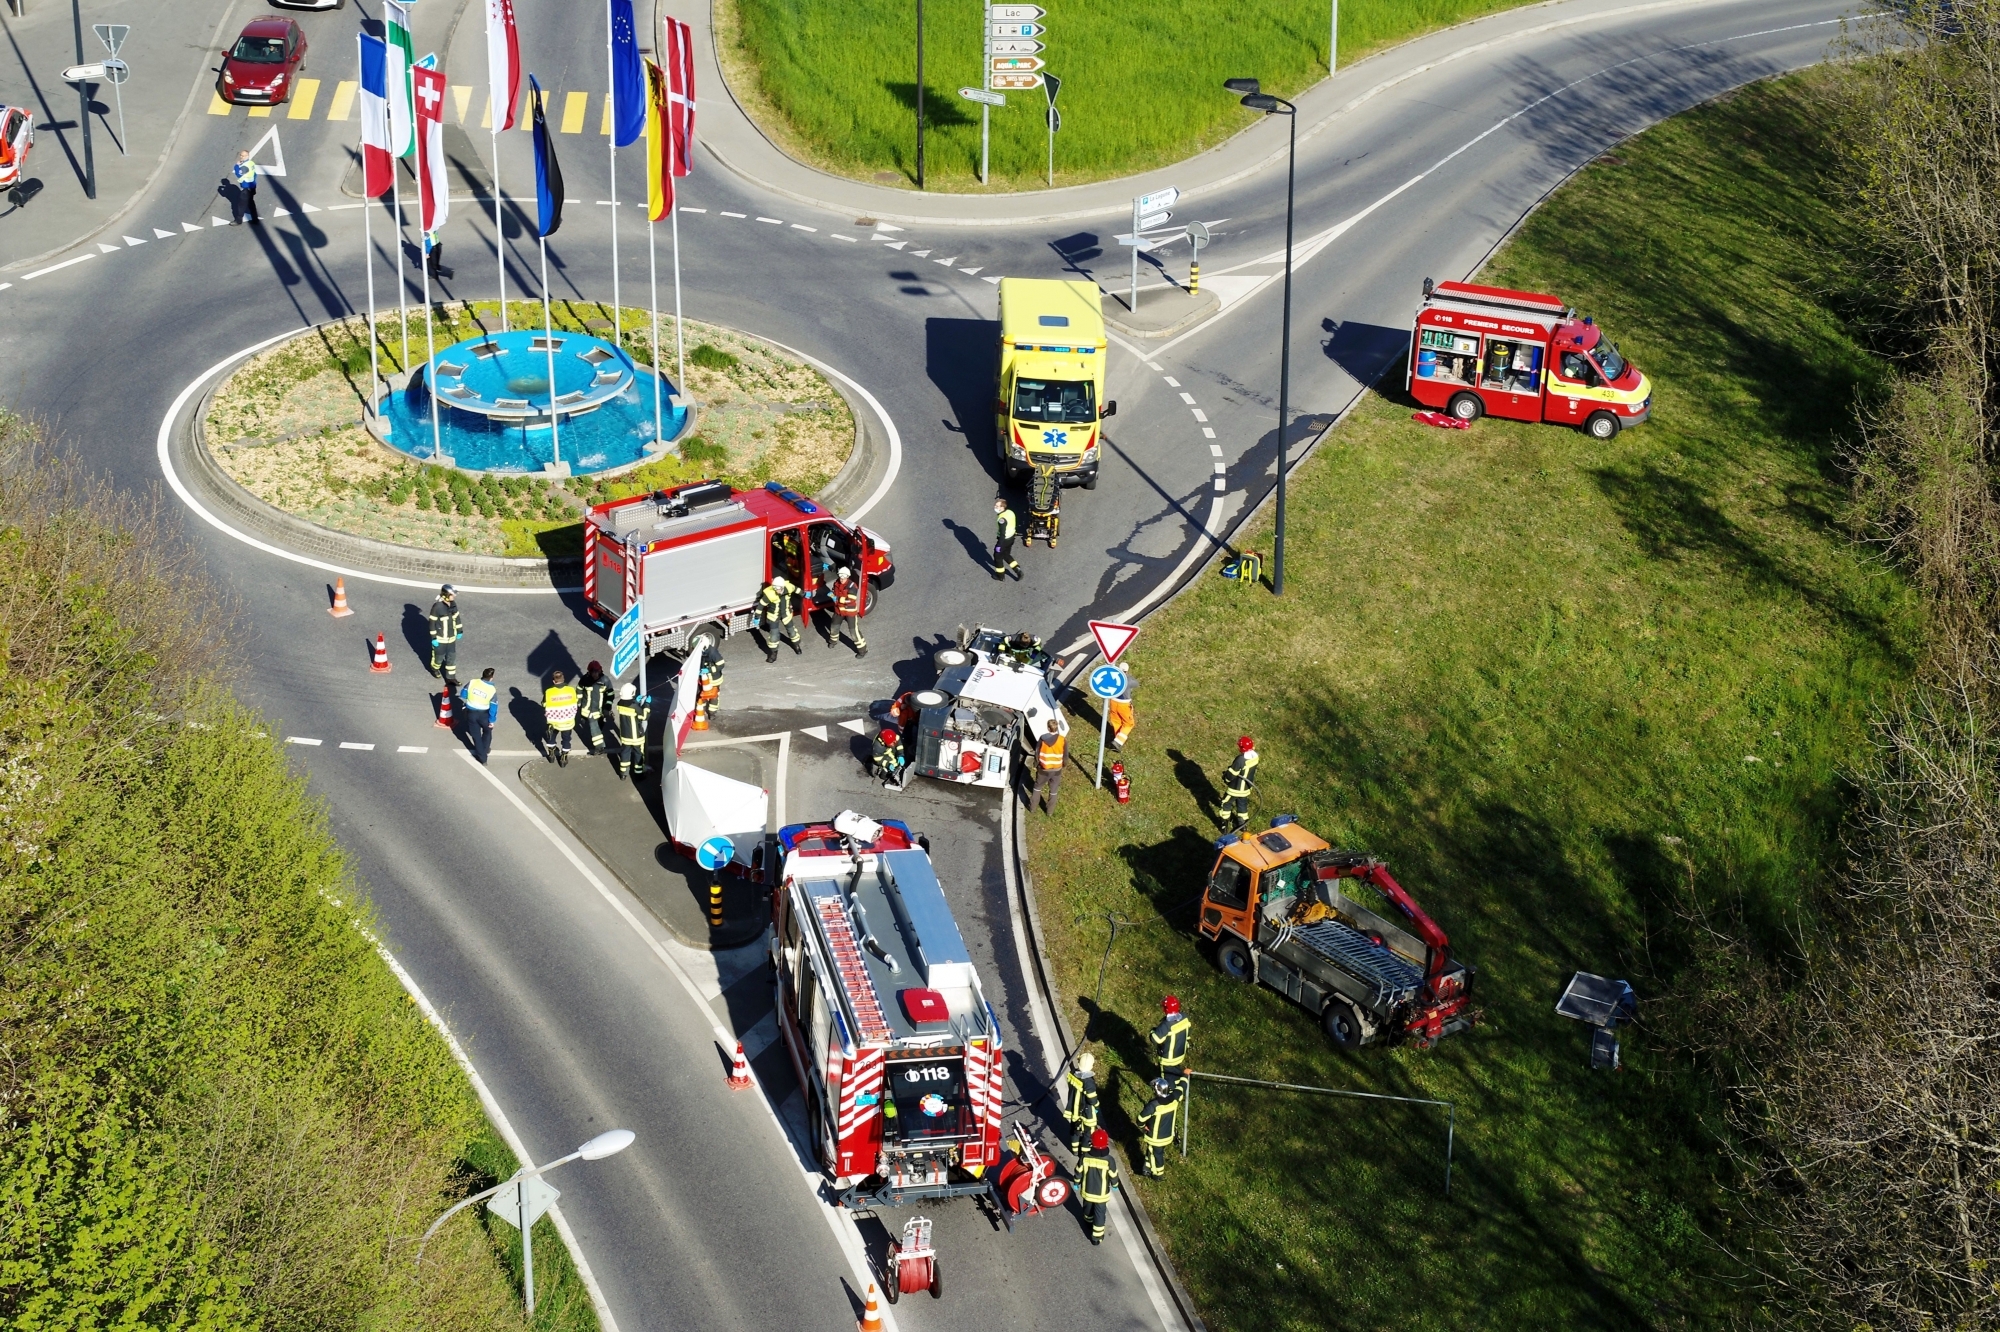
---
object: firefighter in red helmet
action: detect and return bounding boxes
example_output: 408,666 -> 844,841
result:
872,724 -> 906,787
1150,995 -> 1190,1105
1077,1127 -> 1119,1245
1221,734 -> 1260,832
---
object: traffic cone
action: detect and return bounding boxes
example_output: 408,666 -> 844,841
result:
858,1282 -> 885,1332
369,634 -> 392,673
435,688 -> 455,728
328,577 -> 354,618
727,1040 -> 752,1090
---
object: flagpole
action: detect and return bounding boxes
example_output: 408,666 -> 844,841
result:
605,0 -> 621,344
359,35 -> 380,425
649,215 -> 662,445
672,201 -> 684,392
393,164 -> 408,368
492,113 -> 507,332
425,242 -> 441,462
541,235 -> 561,467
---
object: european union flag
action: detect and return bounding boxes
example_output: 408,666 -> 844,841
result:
530,74 -> 563,238
610,0 -> 647,148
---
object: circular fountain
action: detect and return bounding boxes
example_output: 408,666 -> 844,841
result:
376,328 -> 689,475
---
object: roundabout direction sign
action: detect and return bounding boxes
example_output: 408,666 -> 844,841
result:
1089,663 -> 1130,788
696,835 -> 735,872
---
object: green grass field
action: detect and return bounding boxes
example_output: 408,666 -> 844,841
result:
1024,68 -> 1915,1329
720,0 -> 1545,191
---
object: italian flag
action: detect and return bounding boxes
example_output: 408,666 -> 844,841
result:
385,0 -> 417,159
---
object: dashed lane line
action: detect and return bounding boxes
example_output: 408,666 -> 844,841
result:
20,253 -> 93,280
286,736 -> 322,746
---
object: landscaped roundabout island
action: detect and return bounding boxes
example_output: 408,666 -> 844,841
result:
202,300 -> 855,558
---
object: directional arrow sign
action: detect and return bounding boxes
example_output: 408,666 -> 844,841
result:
991,72 -> 1043,90
1136,186 -> 1179,215
990,21 -> 1044,37
990,55 -> 1045,73
93,23 -> 130,55
61,62 -> 107,82
1139,210 -> 1172,229
1113,235 -> 1159,251
959,86 -> 1007,107
1089,619 -> 1141,665
990,3 -> 1047,19
988,38 -> 1044,55
696,836 -> 736,871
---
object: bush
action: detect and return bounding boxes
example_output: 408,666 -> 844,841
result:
689,343 -> 738,371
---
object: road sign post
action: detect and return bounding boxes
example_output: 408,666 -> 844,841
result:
1126,188 -> 1176,314
69,0 -> 93,199
1043,72 -> 1060,186
980,0 -> 990,183
1187,219 -> 1210,294
1089,663 -> 1128,788
485,1173 -> 560,1315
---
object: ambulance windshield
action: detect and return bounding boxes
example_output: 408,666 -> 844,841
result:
1593,340 -> 1628,382
1013,378 -> 1096,424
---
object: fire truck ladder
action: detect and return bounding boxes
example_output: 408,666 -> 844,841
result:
815,896 -> 892,1042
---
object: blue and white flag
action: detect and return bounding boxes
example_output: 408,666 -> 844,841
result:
530,75 -> 563,237
609,0 -> 647,148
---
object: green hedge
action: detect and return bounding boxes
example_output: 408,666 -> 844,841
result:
0,426 -> 547,1328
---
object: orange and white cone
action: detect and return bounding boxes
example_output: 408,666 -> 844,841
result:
435,688 -> 455,728
727,1041 -> 752,1090
858,1282 -> 885,1332
369,633 -> 392,673
328,577 -> 354,618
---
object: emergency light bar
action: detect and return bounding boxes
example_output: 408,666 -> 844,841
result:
764,481 -> 821,514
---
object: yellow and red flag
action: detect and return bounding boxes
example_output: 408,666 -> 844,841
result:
645,57 -> 671,221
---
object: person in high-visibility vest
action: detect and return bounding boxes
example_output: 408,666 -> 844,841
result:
1077,1128 -> 1119,1245
541,669 -> 578,766
1222,734 -> 1260,831
575,661 -> 609,756
1032,719 -> 1066,814
461,667 -> 499,765
230,148 -> 260,225
1150,995 -> 1191,1105
1107,685 -> 1136,751
1061,1051 -> 1100,1156
427,584 -> 462,686
992,497 -> 1021,581
755,576 -> 802,662
613,682 -> 651,778
827,566 -> 867,657
693,649 -> 723,729
1138,1077 -> 1181,1178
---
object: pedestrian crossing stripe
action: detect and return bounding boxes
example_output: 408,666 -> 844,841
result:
288,78 -> 320,119
204,81 -> 605,134
247,105 -> 270,119
560,90 -> 588,134
207,91 -> 230,115
599,92 -> 613,136
327,79 -> 357,122
453,84 -> 472,124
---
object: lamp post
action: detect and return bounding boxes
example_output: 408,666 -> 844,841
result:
1225,78 -> 1295,595
417,1127 -> 635,1316
915,0 -> 925,189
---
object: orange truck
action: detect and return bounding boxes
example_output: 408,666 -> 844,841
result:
1408,278 -> 1651,440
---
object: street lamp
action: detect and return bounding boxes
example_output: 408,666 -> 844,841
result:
1226,78 -> 1296,595
417,1127 -> 635,1316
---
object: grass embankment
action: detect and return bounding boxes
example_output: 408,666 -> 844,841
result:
720,0 -> 1543,191
0,424 -> 595,1330
1025,69 -> 1916,1329
207,301 -> 853,558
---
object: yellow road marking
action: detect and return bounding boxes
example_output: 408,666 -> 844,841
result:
453,84 -> 471,124
287,78 -> 320,119
327,79 -> 356,121
599,92 -> 612,136
247,104 -> 271,118
207,91 -> 232,115
481,91 -> 491,128
560,90 -> 587,134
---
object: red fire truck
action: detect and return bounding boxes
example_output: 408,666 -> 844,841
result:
1407,279 -> 1652,440
582,480 -> 893,658
770,813 -> 1005,1236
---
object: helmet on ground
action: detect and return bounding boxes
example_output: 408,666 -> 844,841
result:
1238,735 -> 1254,752
1077,1051 -> 1095,1075
1163,995 -> 1182,1015
1091,1129 -> 1109,1151
619,682 -> 637,700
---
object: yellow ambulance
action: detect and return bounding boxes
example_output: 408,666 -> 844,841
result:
995,278 -> 1116,489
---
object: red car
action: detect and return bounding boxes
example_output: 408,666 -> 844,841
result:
216,17 -> 307,107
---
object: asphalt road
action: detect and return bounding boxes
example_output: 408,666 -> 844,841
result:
0,0 -> 1852,1326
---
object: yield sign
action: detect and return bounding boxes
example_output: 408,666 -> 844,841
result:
1088,619 -> 1140,665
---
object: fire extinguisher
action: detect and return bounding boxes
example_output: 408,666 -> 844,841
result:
1110,760 -> 1131,804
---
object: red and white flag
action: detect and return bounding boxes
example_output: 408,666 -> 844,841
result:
413,64 -> 450,234
485,0 -> 520,131
662,15 -> 695,179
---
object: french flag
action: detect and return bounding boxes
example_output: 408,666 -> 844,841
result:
359,33 -> 393,199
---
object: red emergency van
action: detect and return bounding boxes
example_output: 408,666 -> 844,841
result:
1408,279 -> 1651,439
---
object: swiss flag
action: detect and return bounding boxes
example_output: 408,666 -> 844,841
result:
413,64 -> 449,235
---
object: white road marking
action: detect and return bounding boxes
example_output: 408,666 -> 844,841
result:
720,210 -> 746,218
1146,362 -> 1163,372
397,745 -> 429,753
273,207 -> 291,217
911,249 -> 930,257
339,741 -> 376,750
1178,392 -> 1196,405
873,221 -> 905,233
0,283 -> 10,291
983,275 -> 1000,284
122,235 -> 145,246
935,255 -> 956,265
303,202 -> 320,213
790,223 -> 816,231
755,216 -> 783,224
1203,427 -> 1217,439
1192,408 -> 1208,422
153,227 -> 175,239
21,254 -> 94,280
210,217 -> 231,227
1163,376 -> 1181,387
831,234 -> 857,242
839,719 -> 865,734
681,206 -> 707,212
1213,462 -> 1227,474
801,724 -> 829,741
959,266 -> 981,275
1209,444 -> 1224,456
181,221 -> 203,233
882,240 -> 908,250
1213,477 -> 1227,491
286,736 -> 323,746
96,242 -> 119,254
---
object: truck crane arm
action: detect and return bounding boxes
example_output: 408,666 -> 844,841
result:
1312,852 -> 1454,998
